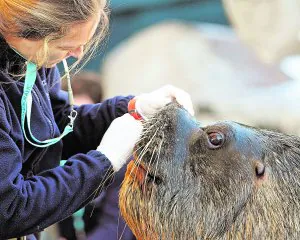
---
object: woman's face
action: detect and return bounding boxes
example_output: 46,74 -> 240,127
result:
45,15 -> 100,67
5,14 -> 100,68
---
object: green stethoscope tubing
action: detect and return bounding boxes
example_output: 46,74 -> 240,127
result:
21,59 -> 77,148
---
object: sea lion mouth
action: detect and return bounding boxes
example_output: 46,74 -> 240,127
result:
127,154 -> 162,188
126,160 -> 147,185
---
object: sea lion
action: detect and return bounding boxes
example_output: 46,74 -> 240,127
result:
119,103 -> 300,239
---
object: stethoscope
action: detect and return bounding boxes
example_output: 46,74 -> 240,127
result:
21,57 -> 77,148
9,50 -> 78,239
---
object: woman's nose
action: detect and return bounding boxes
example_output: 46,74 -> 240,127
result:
68,46 -> 84,60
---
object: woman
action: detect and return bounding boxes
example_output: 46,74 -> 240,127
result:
0,0 -> 194,239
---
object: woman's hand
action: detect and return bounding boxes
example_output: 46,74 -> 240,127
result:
135,85 -> 194,119
97,114 -> 143,171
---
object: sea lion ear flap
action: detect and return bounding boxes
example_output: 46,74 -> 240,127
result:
253,160 -> 268,186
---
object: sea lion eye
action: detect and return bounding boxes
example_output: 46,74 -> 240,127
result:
207,132 -> 224,149
255,161 -> 266,178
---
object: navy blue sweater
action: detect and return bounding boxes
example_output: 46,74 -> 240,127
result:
0,37 -> 132,238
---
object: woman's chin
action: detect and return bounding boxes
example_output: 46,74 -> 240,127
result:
45,62 -> 58,68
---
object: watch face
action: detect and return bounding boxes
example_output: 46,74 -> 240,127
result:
223,0 -> 300,63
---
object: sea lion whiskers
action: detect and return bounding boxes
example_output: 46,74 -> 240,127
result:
140,117 -> 161,134
135,127 -> 159,162
142,131 -> 165,198
127,129 -> 160,197
143,131 -> 165,186
143,145 -> 158,187
129,127 -> 159,180
147,132 -> 165,232
91,166 -> 115,217
136,123 -> 161,160
128,118 -> 160,149
151,131 -> 164,190
142,143 -> 163,237
132,122 -> 166,238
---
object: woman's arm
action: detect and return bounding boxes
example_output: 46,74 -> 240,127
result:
0,102 -> 113,238
47,67 -> 133,158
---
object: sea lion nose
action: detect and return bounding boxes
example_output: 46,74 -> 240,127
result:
175,108 -> 201,152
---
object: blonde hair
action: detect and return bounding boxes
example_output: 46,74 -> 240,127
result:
0,0 -> 109,70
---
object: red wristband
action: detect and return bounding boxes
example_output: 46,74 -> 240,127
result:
128,98 -> 143,120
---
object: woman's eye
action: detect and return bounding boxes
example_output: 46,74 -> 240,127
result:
59,47 -> 74,51
207,132 -> 224,149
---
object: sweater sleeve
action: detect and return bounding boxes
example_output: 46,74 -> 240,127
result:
0,102 -> 114,238
47,67 -> 134,158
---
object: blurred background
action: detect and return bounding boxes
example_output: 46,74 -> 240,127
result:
63,0 -> 300,135
86,0 -> 229,71
48,0 -> 300,239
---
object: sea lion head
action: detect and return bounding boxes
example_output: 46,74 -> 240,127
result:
120,103 -> 300,239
